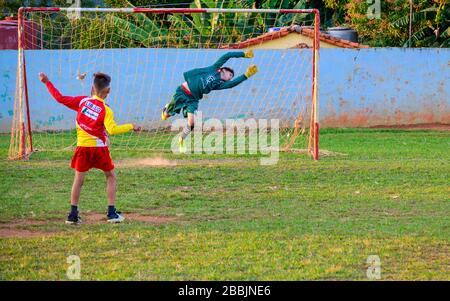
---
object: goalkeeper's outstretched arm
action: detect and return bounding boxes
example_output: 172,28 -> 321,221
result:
212,50 -> 254,69
216,64 -> 258,90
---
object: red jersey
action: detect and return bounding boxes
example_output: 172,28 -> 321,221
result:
45,81 -> 133,147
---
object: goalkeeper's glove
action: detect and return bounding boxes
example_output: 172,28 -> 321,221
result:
245,64 -> 258,78
244,50 -> 254,58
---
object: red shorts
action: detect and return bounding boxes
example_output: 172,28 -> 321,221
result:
71,146 -> 114,172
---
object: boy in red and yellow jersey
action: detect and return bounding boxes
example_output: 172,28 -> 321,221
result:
39,72 -> 140,224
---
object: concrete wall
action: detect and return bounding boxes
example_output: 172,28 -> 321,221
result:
0,48 -> 448,132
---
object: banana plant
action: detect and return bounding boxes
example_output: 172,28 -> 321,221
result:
65,0 -> 170,48
166,0 -> 258,48
274,0 -> 310,28
392,3 -> 450,48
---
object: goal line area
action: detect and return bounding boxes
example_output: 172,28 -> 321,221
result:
9,7 -> 320,160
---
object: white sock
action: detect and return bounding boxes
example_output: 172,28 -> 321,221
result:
180,125 -> 192,140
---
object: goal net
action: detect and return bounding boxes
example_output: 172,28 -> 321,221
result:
9,7 -> 319,160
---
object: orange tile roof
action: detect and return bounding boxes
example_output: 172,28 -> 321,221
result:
221,25 -> 369,49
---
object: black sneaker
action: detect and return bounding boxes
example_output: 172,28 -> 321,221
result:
65,213 -> 82,225
107,209 -> 125,223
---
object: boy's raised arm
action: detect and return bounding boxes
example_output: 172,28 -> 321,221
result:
39,72 -> 86,111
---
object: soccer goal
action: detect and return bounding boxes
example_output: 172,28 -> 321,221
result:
9,7 -> 320,160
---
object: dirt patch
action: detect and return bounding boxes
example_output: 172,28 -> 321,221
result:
122,213 -> 177,224
116,157 -> 178,168
0,219 -> 51,228
116,157 -> 257,167
0,213 -> 177,238
0,228 -> 56,238
0,218 -> 60,238
370,123 -> 450,131
80,212 -> 177,224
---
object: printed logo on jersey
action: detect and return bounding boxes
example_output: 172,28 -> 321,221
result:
83,100 -> 102,113
202,74 -> 218,89
81,106 -> 99,120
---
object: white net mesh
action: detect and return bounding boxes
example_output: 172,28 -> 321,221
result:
9,8 -> 318,159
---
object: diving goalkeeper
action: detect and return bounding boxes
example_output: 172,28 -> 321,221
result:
161,50 -> 258,153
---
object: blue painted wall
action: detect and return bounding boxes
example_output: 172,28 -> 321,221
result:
0,48 -> 449,133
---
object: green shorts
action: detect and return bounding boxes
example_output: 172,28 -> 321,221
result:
166,86 -> 199,118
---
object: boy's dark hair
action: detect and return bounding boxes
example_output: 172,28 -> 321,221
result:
93,72 -> 111,91
220,67 -> 234,76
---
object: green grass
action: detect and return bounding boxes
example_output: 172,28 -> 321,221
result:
0,129 -> 449,280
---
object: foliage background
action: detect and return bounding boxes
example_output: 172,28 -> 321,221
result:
0,1 -> 448,47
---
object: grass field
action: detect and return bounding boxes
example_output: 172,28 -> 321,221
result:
0,128 -> 449,280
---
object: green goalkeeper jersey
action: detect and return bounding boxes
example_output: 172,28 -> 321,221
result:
183,51 -> 248,101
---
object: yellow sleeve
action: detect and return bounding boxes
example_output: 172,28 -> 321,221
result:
104,105 -> 133,135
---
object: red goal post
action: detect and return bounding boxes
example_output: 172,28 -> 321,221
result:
12,7 -> 320,160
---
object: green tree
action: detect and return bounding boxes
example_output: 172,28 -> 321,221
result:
8,0 -> 448,48
0,0 -> 96,19
392,0 -> 449,47
345,0 -> 449,47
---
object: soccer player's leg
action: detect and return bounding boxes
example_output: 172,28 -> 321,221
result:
162,88 -> 185,120
178,112 -> 194,154
104,169 -> 125,223
66,171 -> 86,225
67,147 -> 93,225
91,147 -> 124,223
162,98 -> 176,121
179,102 -> 198,154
